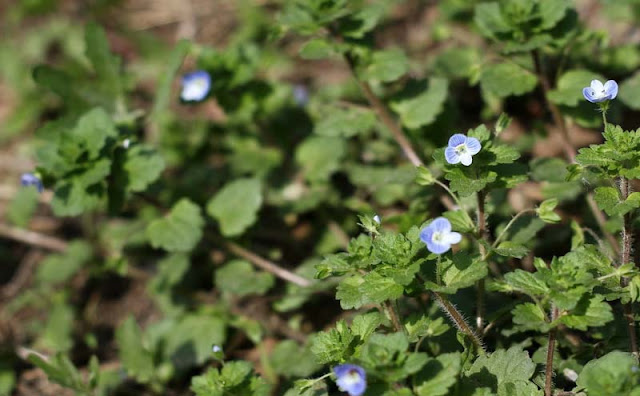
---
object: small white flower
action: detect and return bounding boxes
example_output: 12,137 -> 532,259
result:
373,214 -> 381,224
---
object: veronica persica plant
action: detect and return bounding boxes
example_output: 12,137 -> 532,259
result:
180,70 -> 211,102
420,217 -> 462,254
444,133 -> 482,166
333,364 -> 366,396
582,79 -> 618,103
20,172 -> 43,192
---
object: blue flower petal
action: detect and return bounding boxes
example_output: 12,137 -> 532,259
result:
334,364 -> 366,396
181,70 -> 211,102
426,239 -> 451,254
21,173 -> 43,193
582,87 -> 598,103
444,147 -> 460,164
465,137 -> 481,155
430,217 -> 452,233
604,80 -> 618,99
447,134 -> 466,148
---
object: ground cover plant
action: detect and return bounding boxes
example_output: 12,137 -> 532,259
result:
4,0 -> 640,395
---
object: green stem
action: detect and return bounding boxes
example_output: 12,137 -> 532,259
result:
435,179 -> 464,210
492,209 -> 537,251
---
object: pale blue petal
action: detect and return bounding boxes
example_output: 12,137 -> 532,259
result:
604,80 -> 618,99
583,87 -> 598,103
430,217 -> 452,233
448,134 -> 466,148
465,137 -> 481,155
419,226 -> 434,245
445,147 -> 460,164
426,239 -> 451,254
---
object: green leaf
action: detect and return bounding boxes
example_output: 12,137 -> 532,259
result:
619,71 -> 640,110
467,347 -> 536,385
39,301 -> 74,352
443,210 -> 475,233
414,353 -> 461,396
390,78 -> 448,129
336,275 -> 367,309
313,106 -> 376,138
416,166 -> 436,186
548,69 -> 605,107
444,168 -> 497,197
215,260 -> 275,296
207,178 -> 262,237
503,269 -> 549,297
270,341 -> 320,378
123,145 -> 165,192
536,198 -> 562,223
474,2 -> 512,40
494,242 -> 529,258
310,321 -> 356,364
36,241 -> 92,284
594,186 -> 640,217
299,39 -> 334,60
69,108 -> 119,160
558,295 -> 614,331
511,303 -> 550,332
427,253 -> 488,293
147,199 -> 204,252
160,312 -> 227,370
359,271 -> 404,304
480,63 -> 537,98
85,23 -> 124,99
7,187 -> 39,227
28,353 -> 87,392
361,49 -> 409,83
295,136 -> 347,182
351,312 -> 384,340
116,316 -> 155,383
576,351 -> 638,396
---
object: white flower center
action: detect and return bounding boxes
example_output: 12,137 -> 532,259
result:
455,144 -> 467,155
343,370 -> 362,386
432,231 -> 444,243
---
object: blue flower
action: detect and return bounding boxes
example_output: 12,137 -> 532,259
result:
420,217 -> 462,254
293,84 -> 309,107
582,79 -> 618,103
333,364 -> 366,396
444,134 -> 481,166
21,173 -> 43,193
180,70 -> 211,102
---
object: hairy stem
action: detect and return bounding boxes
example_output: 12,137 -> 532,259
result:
476,191 -> 489,333
619,177 -> 639,356
531,50 -> 620,256
385,300 -> 404,334
433,291 -> 485,354
545,306 -> 558,396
